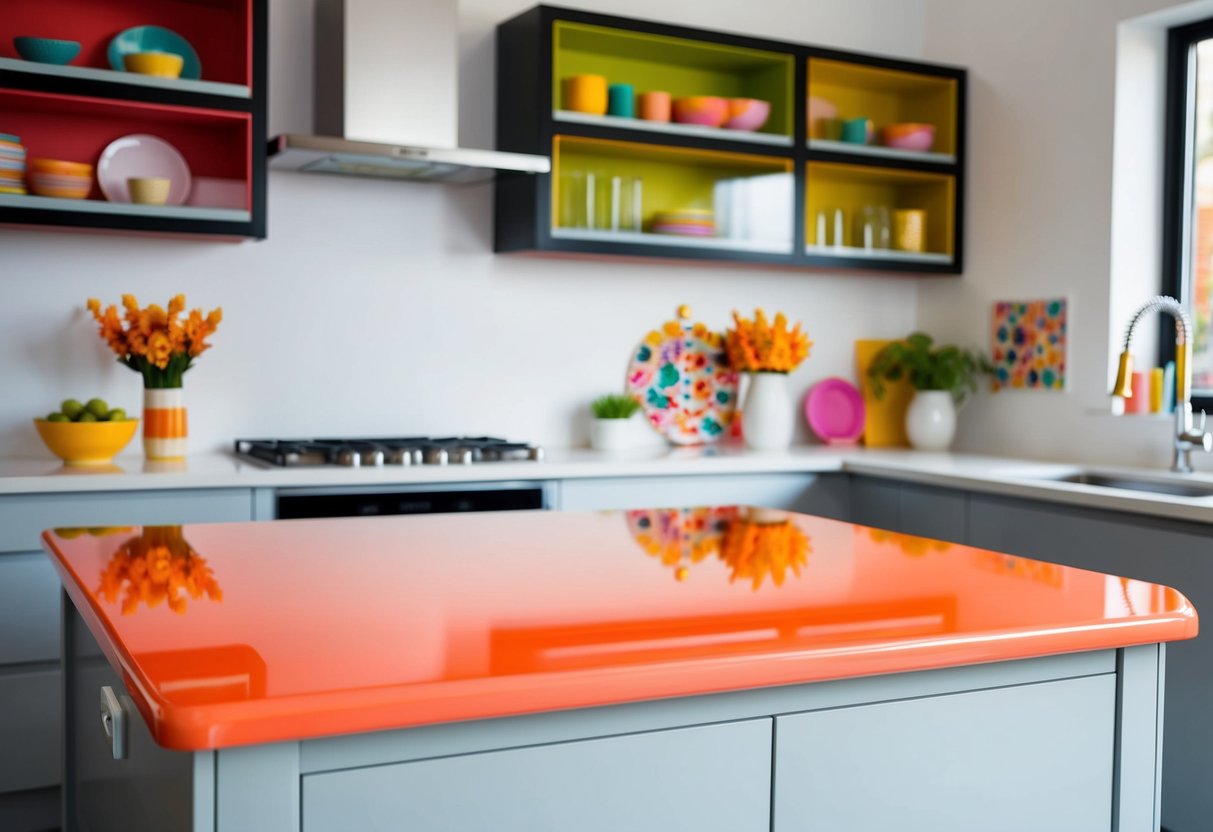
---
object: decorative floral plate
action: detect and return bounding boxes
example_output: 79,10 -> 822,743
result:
625,308 -> 738,445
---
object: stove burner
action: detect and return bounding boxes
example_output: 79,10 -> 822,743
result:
234,437 -> 544,467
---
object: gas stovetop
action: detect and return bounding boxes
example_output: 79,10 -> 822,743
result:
234,437 -> 544,467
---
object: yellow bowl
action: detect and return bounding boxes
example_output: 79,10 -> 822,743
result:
33,418 -> 139,466
123,51 -> 185,79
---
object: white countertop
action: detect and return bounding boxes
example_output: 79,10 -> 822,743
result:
4,445 -> 1213,525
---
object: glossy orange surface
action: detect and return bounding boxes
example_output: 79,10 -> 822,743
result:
43,507 -> 1197,751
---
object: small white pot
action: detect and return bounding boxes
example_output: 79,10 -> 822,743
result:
742,372 -> 794,451
905,390 -> 957,451
590,417 -> 637,452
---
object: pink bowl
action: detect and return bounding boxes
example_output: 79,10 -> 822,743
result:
672,96 -> 729,128
882,124 -> 936,152
723,98 -> 770,131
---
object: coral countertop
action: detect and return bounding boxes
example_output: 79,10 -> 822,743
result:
43,508 -> 1197,752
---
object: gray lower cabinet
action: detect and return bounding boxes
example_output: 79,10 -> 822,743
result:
849,475 -> 967,542
303,720 -> 772,832
0,487 -> 253,832
775,674 -> 1116,832
967,494 -> 1213,832
557,472 -> 850,520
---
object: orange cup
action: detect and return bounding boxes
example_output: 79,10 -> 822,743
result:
638,91 -> 671,122
563,75 -> 608,115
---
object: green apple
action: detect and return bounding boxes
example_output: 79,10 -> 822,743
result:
76,411 -> 98,423
84,398 -> 109,419
60,399 -> 84,419
46,412 -> 69,422
106,408 -> 127,422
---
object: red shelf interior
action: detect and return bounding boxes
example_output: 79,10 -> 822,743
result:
0,0 -> 252,87
1,88 -> 251,206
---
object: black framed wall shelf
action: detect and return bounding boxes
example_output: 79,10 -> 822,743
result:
495,5 -> 966,274
0,0 -> 268,240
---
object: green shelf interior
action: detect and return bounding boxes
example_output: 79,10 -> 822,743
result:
553,20 -> 794,138
806,161 -> 954,254
552,135 -> 793,234
808,58 -> 958,155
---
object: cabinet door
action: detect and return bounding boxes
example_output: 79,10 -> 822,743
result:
303,719 -> 772,832
850,477 -> 967,542
0,552 -> 61,665
558,473 -> 847,518
0,488 -> 253,553
0,669 -> 59,794
774,674 -> 1115,832
968,494 -> 1213,832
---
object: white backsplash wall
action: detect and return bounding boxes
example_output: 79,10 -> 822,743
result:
0,0 -> 926,456
916,0 -> 1212,470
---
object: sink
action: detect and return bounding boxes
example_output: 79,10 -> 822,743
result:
1039,472 -> 1213,499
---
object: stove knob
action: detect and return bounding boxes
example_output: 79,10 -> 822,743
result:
423,448 -> 448,465
450,448 -> 475,465
528,447 -> 545,461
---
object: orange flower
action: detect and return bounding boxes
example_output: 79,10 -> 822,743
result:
85,294 -> 221,385
725,308 -> 812,373
146,330 -> 172,369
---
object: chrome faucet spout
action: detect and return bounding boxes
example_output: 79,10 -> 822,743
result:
1111,296 -> 1211,473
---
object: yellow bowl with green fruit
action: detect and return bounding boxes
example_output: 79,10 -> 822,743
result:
34,398 -> 138,466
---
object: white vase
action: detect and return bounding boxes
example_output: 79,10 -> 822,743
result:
590,416 -> 636,452
905,390 -> 956,451
742,372 -> 794,451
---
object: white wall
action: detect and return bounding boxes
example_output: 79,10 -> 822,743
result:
917,0 -> 1213,469
0,0 -> 927,457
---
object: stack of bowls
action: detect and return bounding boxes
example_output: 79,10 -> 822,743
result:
27,158 -> 94,200
0,134 -> 27,196
652,208 -> 715,237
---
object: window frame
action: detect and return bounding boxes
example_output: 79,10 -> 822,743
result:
1161,16 -> 1213,414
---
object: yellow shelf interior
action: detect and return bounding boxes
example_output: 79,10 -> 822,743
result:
552,135 -> 793,233
553,21 -> 794,137
806,162 -> 955,254
808,58 -> 958,154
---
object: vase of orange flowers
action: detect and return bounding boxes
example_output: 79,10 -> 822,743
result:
87,295 -> 222,461
726,309 -> 811,451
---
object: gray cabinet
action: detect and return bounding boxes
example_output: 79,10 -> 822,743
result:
775,674 -> 1116,832
303,719 -> 772,832
557,472 -> 850,520
849,476 -> 967,542
967,493 -> 1213,832
0,487 -> 253,832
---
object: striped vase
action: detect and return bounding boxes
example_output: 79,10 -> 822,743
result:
143,388 -> 188,460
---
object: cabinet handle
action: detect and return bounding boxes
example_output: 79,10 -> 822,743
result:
99,686 -> 128,760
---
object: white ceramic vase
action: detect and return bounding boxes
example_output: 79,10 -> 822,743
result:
742,372 -> 794,451
590,416 -> 637,452
905,390 -> 956,451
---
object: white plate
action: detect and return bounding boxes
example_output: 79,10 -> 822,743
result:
98,134 -> 191,205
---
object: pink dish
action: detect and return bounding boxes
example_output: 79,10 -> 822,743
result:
723,98 -> 770,131
97,134 -> 191,205
672,96 -> 729,127
805,377 -> 865,445
882,123 -> 936,153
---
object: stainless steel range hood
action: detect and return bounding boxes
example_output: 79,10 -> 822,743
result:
269,0 -> 549,184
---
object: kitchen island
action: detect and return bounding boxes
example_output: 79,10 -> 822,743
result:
45,508 -> 1196,831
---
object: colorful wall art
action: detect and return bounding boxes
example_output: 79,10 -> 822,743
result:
991,299 -> 1067,391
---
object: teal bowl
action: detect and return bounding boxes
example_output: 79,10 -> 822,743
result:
13,37 -> 82,65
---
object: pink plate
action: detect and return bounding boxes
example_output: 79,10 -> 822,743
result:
805,377 -> 865,445
98,134 -> 191,205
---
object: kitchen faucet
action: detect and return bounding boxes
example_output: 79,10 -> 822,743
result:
1111,295 -> 1213,473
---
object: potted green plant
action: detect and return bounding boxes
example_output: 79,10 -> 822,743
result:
590,393 -> 643,452
868,333 -> 994,450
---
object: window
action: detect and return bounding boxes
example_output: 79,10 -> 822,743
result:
1163,17 -> 1213,412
